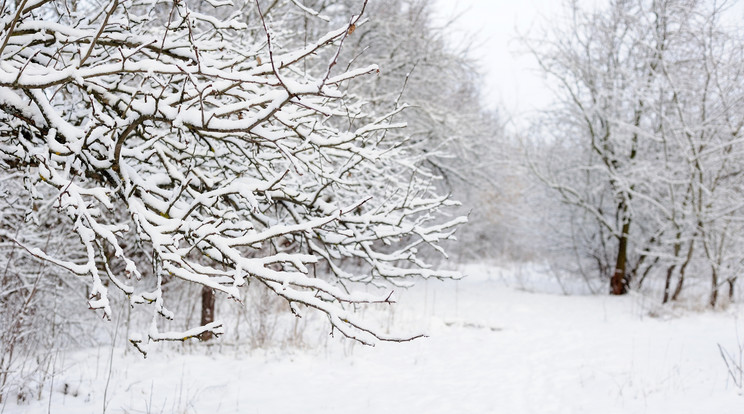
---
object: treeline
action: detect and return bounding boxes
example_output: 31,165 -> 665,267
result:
523,0 -> 744,305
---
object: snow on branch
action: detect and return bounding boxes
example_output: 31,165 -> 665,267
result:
0,0 -> 463,354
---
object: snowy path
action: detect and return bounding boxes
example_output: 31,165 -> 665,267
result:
5,265 -> 743,413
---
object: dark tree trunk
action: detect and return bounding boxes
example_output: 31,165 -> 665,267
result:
662,265 -> 676,303
671,268 -> 685,302
671,240 -> 694,302
728,278 -> 736,301
663,236 -> 682,303
200,286 -> 215,341
709,267 -> 719,307
610,217 -> 630,295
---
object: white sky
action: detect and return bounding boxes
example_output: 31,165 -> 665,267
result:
436,0 -> 744,122
434,0 -> 562,118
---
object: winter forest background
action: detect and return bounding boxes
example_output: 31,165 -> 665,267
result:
1,0 -> 744,412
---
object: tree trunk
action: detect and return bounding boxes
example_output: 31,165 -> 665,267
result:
200,286 -> 215,341
709,267 -> 718,307
671,240 -> 694,301
610,217 -> 630,295
728,278 -> 736,301
671,268 -> 685,302
662,264 -> 676,303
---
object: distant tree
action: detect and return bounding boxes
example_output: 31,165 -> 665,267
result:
525,0 -> 744,302
293,0 -> 505,261
0,0 -> 464,354
0,173 -> 93,402
348,0 -> 506,261
652,0 -> 744,306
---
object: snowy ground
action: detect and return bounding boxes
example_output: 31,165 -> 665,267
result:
3,263 -> 743,414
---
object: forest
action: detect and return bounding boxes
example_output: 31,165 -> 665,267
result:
0,0 -> 743,412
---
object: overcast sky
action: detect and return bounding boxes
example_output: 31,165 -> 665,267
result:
434,0 -> 562,118
436,0 -> 744,119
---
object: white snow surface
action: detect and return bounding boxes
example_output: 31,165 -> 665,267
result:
4,263 -> 743,413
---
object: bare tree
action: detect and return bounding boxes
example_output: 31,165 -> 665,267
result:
524,0 -> 744,302
0,0 -> 464,355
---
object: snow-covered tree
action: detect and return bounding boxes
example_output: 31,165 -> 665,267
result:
348,0 -> 505,261
0,0 -> 464,355
524,0 -> 744,302
299,0 -> 504,261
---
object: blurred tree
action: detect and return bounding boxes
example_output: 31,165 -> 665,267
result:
525,0 -> 744,302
